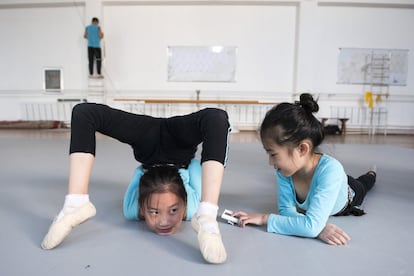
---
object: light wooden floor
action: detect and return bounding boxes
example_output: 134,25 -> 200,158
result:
0,129 -> 413,148
229,131 -> 414,149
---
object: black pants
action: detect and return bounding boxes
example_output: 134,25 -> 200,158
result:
69,103 -> 230,168
88,47 -> 102,75
336,172 -> 376,216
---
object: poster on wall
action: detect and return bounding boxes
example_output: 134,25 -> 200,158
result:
337,48 -> 408,86
167,46 -> 237,82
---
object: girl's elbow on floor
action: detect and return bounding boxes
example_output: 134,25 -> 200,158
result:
298,221 -> 324,237
304,226 -> 324,238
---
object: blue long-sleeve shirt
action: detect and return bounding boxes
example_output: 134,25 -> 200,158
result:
123,159 -> 202,221
267,154 -> 348,237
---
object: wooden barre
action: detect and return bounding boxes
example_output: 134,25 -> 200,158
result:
113,98 -> 276,105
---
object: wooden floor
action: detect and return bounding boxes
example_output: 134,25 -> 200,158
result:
0,129 -> 413,148
231,131 -> 414,148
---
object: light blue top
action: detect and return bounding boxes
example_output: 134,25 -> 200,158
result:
267,154 -> 348,237
123,159 -> 202,221
85,25 -> 101,48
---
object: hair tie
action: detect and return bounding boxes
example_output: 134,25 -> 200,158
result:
294,101 -> 302,107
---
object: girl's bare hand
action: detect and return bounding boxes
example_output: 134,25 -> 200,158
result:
318,223 -> 351,245
232,211 -> 269,227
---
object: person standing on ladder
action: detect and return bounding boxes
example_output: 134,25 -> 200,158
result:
84,17 -> 104,78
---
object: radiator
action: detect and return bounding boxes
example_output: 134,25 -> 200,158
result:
330,105 -> 388,134
22,100 -> 83,123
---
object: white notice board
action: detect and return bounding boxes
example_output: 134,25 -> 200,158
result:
337,48 -> 408,85
167,46 -> 237,82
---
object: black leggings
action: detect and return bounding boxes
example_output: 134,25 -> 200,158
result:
69,103 -> 230,168
336,172 -> 376,216
88,47 -> 102,75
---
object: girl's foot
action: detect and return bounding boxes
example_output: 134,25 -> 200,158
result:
368,165 -> 377,177
41,202 -> 96,249
191,215 -> 227,264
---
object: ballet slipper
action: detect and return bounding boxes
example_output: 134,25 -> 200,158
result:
191,215 -> 227,264
41,202 -> 96,250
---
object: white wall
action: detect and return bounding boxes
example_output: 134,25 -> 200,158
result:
300,2 -> 414,95
0,0 -> 413,131
103,4 -> 296,94
0,3 -> 86,90
0,2 -> 87,120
